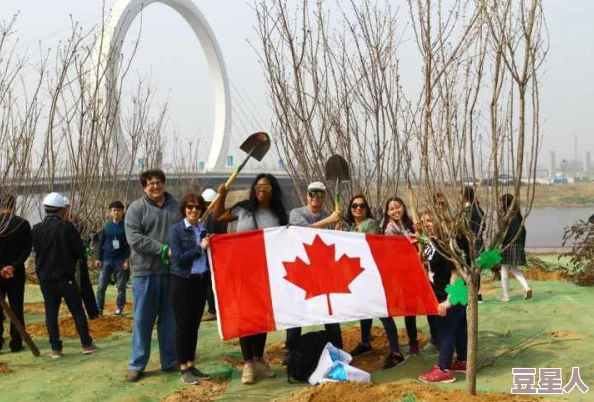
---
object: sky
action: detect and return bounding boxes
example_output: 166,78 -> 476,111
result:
3,0 -> 594,171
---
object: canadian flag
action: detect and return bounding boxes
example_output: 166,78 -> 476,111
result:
209,226 -> 438,340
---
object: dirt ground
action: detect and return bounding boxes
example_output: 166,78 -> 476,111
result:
26,310 -> 134,340
0,360 -> 10,373
160,378 -> 229,402
278,381 -> 555,402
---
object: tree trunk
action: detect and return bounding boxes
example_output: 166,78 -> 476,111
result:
466,275 -> 479,395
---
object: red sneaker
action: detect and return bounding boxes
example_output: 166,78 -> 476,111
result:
450,359 -> 466,373
418,364 -> 456,384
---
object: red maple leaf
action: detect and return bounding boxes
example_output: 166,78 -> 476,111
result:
282,235 -> 364,315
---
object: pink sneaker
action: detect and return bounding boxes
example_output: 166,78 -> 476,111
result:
450,359 -> 466,373
418,364 -> 456,383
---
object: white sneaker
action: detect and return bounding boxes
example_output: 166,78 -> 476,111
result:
115,308 -> 123,316
500,296 -> 510,302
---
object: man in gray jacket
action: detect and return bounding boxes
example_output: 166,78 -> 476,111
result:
125,169 -> 181,382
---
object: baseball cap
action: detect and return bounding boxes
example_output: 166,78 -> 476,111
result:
307,182 -> 326,192
201,188 -> 217,203
43,192 -> 67,208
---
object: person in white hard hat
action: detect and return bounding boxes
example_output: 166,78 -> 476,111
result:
200,188 -> 226,322
31,192 -> 97,358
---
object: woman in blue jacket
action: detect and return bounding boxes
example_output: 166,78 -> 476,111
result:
169,193 -> 212,385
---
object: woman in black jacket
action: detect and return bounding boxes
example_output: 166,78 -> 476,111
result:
499,194 -> 532,302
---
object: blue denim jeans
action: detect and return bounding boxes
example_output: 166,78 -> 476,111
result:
128,274 -> 177,371
436,304 -> 467,369
96,259 -> 129,311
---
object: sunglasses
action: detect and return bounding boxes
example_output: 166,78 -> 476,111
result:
308,190 -> 325,198
254,184 -> 272,192
185,204 -> 202,211
351,203 -> 367,210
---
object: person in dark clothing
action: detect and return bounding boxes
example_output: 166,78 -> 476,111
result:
0,194 -> 32,352
95,201 -> 130,316
499,194 -> 532,301
200,188 -> 227,322
462,186 -> 486,303
169,193 -> 212,385
418,208 -> 468,384
32,192 -> 97,358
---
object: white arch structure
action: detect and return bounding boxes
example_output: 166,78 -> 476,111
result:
96,0 -> 232,171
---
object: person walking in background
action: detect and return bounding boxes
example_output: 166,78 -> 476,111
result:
283,181 -> 343,365
125,169 -> 181,382
169,193 -> 212,385
213,173 -> 288,385
0,194 -> 32,353
95,201 -> 130,316
345,194 -> 406,369
383,196 -> 421,357
200,188 -> 227,322
499,194 -> 532,302
462,186 -> 486,303
32,192 -> 97,358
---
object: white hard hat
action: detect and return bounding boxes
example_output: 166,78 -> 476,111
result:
43,192 -> 67,208
63,196 -> 70,206
201,188 -> 217,203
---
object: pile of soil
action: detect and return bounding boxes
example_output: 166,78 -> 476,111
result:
522,268 -> 566,281
24,301 -> 133,315
0,361 -> 10,373
160,378 -> 228,402
278,381 -> 548,402
265,325 -> 429,373
27,315 -> 133,340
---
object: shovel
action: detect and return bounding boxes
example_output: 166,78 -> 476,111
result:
200,132 -> 271,222
324,154 -> 350,212
0,296 -> 40,357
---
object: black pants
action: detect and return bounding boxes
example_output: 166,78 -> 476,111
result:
240,333 -> 267,361
0,271 -> 26,350
171,274 -> 207,363
205,271 -> 216,314
427,315 -> 438,341
78,260 -> 100,319
404,316 -> 418,346
285,323 -> 343,352
40,279 -> 93,351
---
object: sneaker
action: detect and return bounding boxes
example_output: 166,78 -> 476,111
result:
450,359 -> 467,373
349,343 -> 373,357
189,366 -> 210,380
254,357 -> 276,378
126,369 -> 142,382
51,349 -> 63,359
418,364 -> 456,384
500,296 -> 510,302
383,353 -> 407,369
202,311 -> 217,322
241,362 -> 255,385
114,308 -> 123,316
180,369 -> 200,385
408,343 -> 420,356
82,343 -> 98,355
524,289 -> 533,300
478,294 -> 483,304
10,343 -> 24,353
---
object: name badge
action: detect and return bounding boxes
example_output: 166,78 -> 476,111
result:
112,239 -> 121,250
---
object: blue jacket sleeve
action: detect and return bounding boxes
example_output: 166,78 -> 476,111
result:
169,224 -> 203,269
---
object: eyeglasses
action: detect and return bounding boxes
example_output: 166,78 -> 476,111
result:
254,184 -> 272,192
146,181 -> 163,188
308,190 -> 325,198
350,203 -> 367,210
185,204 -> 202,211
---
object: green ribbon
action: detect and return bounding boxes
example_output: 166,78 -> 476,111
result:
476,249 -> 502,271
161,244 -> 170,270
85,246 -> 93,257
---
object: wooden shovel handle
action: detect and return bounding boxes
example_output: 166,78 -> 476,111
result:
0,296 -> 40,357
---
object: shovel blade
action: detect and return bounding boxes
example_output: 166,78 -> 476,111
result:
324,154 -> 350,182
239,132 -> 271,161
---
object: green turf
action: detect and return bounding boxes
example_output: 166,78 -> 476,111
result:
1,280 -> 593,401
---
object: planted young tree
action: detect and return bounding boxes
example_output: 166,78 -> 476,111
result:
255,0 -> 547,395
